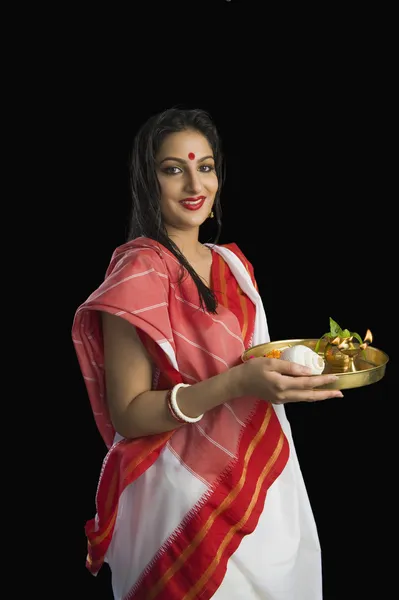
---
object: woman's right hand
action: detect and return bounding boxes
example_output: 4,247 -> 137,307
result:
238,356 -> 343,404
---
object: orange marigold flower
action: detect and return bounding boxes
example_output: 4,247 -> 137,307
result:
264,349 -> 282,359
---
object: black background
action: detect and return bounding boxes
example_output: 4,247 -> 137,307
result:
31,13 -> 395,599
67,100 -> 394,599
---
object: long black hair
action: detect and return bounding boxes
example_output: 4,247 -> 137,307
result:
126,107 -> 225,314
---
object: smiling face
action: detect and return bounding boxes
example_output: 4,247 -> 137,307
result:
155,129 -> 218,235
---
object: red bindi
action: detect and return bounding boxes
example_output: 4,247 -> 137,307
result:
188,152 -> 195,160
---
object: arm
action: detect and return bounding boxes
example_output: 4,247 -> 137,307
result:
101,312 -> 244,439
102,313 -> 343,440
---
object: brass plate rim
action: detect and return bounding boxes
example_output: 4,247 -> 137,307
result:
241,339 -> 389,390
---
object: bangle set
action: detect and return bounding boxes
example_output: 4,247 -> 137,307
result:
166,383 -> 203,424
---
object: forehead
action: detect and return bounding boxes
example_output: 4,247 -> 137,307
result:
157,129 -> 213,158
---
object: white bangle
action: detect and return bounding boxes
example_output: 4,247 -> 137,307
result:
170,383 -> 203,423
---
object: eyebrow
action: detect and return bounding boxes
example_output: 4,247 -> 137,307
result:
158,155 -> 214,165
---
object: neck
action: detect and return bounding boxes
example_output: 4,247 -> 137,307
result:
165,226 -> 203,260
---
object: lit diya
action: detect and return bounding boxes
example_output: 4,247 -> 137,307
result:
314,317 -> 373,373
242,317 -> 388,390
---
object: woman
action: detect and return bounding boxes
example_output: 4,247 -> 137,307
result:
72,108 -> 342,599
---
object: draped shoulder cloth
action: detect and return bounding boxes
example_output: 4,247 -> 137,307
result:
72,237 -> 320,600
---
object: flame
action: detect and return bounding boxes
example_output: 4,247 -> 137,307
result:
359,329 -> 373,350
338,340 -> 350,349
364,329 -> 373,344
338,340 -> 349,350
339,336 -> 354,348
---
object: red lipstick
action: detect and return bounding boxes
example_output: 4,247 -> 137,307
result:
179,196 -> 206,211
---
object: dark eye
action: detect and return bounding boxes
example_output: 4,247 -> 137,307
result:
163,166 -> 182,175
199,165 -> 215,172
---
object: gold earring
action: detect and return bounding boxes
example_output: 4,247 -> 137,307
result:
209,210 -> 214,219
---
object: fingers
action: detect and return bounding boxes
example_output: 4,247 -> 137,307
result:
269,370 -> 343,404
264,357 -> 316,377
293,374 -> 340,389
281,389 -> 344,403
264,358 -> 340,388
256,357 -> 345,404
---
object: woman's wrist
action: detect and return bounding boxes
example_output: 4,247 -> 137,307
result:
176,364 -> 247,419
226,363 -> 248,399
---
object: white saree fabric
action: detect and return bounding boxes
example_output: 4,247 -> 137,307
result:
104,246 -> 322,600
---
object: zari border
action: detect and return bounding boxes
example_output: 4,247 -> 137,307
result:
127,402 -> 289,599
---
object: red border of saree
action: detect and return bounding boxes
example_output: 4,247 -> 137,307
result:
81,242 -> 289,599
127,402 -> 289,599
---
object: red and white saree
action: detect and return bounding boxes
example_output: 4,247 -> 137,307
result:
72,237 -> 322,600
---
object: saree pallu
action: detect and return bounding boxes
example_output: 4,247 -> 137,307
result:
72,237 -> 322,600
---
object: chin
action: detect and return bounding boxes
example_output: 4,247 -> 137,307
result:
163,205 -> 212,231
186,214 -> 209,227
178,210 -> 209,228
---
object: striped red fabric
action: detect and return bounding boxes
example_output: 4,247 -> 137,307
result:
71,238 -> 288,593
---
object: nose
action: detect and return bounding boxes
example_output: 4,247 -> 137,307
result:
184,169 -> 203,195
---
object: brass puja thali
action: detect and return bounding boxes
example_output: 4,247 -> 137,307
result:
242,338 -> 389,391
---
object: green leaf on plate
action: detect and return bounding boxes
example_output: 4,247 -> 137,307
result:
351,331 -> 363,344
329,317 -> 342,336
315,333 -> 330,354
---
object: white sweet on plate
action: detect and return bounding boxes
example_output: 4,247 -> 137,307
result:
280,344 -> 325,375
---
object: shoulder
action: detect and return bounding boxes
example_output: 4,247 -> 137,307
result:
217,242 -> 255,274
79,238 -> 171,310
217,242 -> 258,290
219,243 -> 251,266
105,237 -> 169,278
